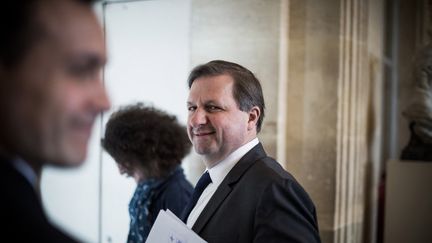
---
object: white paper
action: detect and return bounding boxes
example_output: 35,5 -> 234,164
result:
146,209 -> 207,243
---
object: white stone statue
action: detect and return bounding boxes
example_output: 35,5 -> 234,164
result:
401,44 -> 432,161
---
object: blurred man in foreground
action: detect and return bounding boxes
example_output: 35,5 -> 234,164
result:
0,0 -> 110,241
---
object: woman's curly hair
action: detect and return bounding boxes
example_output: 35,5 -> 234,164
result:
102,103 -> 191,178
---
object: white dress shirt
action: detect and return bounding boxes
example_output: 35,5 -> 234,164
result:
186,138 -> 259,228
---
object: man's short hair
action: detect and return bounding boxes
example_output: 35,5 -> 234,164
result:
188,60 -> 266,132
0,0 -> 95,67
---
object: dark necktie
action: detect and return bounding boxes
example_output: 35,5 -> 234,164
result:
181,171 -> 212,222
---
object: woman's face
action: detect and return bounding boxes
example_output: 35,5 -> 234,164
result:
116,162 -> 146,183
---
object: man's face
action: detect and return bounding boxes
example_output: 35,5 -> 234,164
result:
187,74 -> 257,167
0,0 -> 110,167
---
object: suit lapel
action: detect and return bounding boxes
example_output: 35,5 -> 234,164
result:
192,143 -> 267,233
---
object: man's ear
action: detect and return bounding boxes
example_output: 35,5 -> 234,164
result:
247,106 -> 260,131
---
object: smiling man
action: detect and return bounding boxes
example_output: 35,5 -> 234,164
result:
0,0 -> 110,241
182,60 -> 321,242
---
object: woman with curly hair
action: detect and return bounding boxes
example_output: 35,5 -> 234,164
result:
102,103 -> 193,243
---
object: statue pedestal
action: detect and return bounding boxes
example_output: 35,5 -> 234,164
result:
384,160 -> 432,243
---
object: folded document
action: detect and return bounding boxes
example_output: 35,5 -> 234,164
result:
145,209 -> 207,243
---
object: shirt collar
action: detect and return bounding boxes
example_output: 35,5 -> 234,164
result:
207,138 -> 259,185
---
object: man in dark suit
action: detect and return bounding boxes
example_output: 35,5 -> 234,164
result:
0,0 -> 110,242
183,60 -> 320,242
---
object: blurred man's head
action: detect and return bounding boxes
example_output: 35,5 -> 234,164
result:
0,0 -> 110,169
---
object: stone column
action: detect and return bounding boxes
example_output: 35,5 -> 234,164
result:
282,0 -> 384,242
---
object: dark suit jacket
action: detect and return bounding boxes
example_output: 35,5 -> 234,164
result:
191,143 -> 320,243
0,159 -> 79,242
148,166 -> 193,224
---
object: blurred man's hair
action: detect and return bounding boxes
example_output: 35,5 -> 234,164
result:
0,0 -> 95,67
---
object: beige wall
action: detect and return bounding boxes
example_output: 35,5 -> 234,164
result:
285,0 -> 340,241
